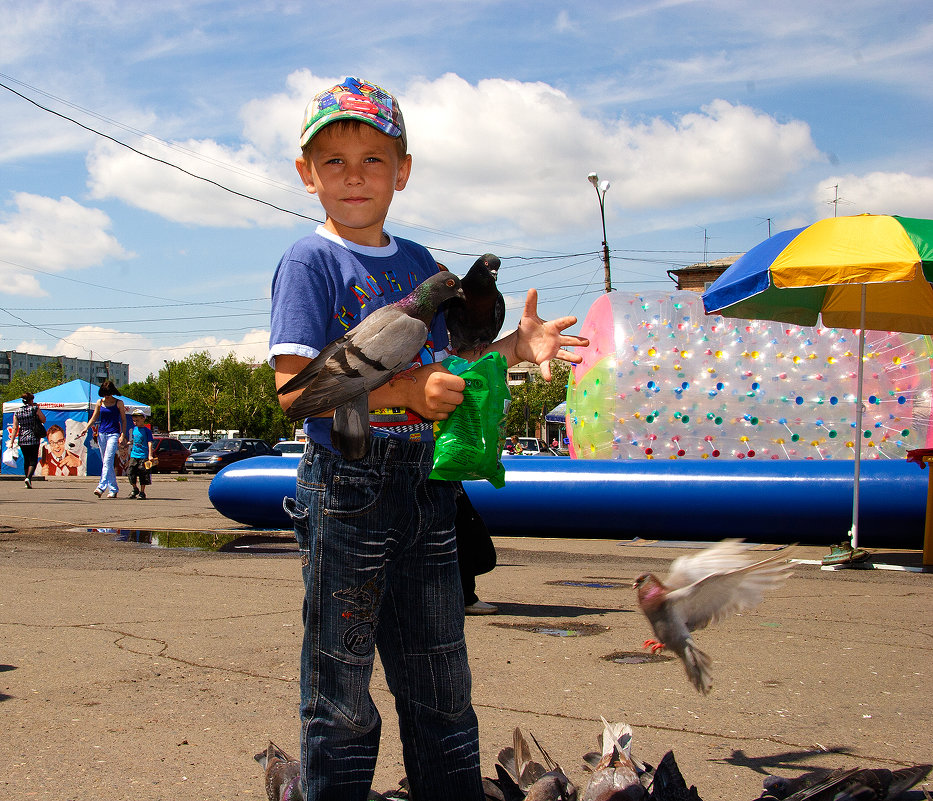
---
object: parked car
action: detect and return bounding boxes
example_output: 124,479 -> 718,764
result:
185,438 -> 280,474
186,440 -> 213,454
502,437 -> 558,457
273,440 -> 306,455
151,437 -> 191,473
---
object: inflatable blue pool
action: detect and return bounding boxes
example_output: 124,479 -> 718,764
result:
208,455 -> 927,548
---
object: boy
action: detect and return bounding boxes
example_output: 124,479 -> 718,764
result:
126,410 -> 154,499
269,76 -> 586,801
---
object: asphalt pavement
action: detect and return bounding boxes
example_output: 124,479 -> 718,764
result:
0,474 -> 930,800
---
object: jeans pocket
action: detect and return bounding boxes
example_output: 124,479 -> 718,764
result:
326,461 -> 385,518
282,495 -> 309,521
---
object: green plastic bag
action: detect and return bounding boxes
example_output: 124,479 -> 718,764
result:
430,352 -> 510,488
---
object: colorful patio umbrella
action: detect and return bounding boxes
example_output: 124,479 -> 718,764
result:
702,214 -> 933,552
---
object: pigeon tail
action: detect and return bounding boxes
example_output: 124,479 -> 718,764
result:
331,395 -> 371,460
682,639 -> 713,695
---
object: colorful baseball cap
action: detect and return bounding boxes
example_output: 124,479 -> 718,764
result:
299,76 -> 406,151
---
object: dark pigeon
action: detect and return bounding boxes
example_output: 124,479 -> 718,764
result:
278,272 -> 464,460
648,751 -> 702,801
253,741 -> 303,801
758,764 -> 931,800
445,253 -> 505,355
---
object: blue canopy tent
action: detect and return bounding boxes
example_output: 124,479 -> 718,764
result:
2,380 -> 151,477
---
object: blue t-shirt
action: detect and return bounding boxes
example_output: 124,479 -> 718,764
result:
130,425 -> 153,459
268,226 -> 451,449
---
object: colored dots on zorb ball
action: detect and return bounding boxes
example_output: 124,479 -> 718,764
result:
564,291 -> 933,460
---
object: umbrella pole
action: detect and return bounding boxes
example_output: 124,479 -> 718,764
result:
851,286 -> 867,551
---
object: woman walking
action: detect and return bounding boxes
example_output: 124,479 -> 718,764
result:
9,391 -> 46,488
80,380 -> 126,498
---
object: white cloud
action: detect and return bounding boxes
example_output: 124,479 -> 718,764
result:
85,138 -> 304,228
553,10 -> 578,34
392,75 -> 823,236
813,172 -> 933,219
18,325 -> 271,382
0,193 -> 132,296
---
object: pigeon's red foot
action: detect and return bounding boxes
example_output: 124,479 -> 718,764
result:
642,638 -> 666,653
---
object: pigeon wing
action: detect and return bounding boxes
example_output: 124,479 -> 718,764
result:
667,554 -> 791,632
283,310 -> 429,420
663,539 -> 753,591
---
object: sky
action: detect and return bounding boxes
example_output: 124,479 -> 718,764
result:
1,0 -> 931,381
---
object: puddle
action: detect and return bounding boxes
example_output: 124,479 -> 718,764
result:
603,649 -> 673,665
490,621 -> 608,637
86,527 -> 297,553
545,580 -> 627,589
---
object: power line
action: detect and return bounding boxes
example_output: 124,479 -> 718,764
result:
0,77 -> 324,224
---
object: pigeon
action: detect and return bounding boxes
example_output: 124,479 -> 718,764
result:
633,539 -> 791,694
253,741 -> 303,801
445,253 -> 505,355
647,751 -> 702,801
488,727 -> 578,801
581,718 -> 648,800
757,764 -> 931,800
277,271 -> 464,460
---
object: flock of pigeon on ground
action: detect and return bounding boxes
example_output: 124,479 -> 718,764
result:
255,723 -> 931,801
265,259 -> 931,799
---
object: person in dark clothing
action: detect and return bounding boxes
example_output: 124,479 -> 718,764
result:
10,391 -> 46,488
454,483 -> 498,614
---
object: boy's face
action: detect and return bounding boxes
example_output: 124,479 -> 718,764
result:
295,123 -> 411,248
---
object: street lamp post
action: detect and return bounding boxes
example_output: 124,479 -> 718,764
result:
163,360 -> 172,435
587,172 -> 612,293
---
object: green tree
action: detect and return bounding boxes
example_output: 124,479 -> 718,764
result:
503,361 -> 570,438
119,375 -> 164,426
152,353 -> 291,443
1,361 -> 65,403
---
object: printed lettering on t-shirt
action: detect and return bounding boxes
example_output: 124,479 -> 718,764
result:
383,271 -> 402,293
334,305 -> 358,330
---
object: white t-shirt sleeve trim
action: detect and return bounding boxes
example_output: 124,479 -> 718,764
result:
267,342 -> 320,368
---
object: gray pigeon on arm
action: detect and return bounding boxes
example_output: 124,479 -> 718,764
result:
633,539 -> 791,694
445,253 -> 505,355
277,272 -> 464,460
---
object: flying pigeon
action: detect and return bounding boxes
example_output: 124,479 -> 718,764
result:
581,718 -> 648,801
633,539 -> 791,694
445,253 -> 505,355
277,272 -> 464,460
758,763 -> 931,800
253,741 -> 302,801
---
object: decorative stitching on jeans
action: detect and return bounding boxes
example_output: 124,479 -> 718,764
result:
333,570 -> 383,656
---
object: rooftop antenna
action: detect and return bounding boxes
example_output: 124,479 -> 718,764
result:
825,184 -> 853,217
696,225 -> 709,266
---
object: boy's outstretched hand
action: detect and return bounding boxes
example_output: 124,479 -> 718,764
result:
507,289 -> 589,380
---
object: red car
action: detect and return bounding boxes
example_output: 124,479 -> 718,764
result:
151,437 -> 191,473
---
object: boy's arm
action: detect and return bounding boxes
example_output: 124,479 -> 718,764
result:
478,288 -> 589,379
275,355 -> 465,421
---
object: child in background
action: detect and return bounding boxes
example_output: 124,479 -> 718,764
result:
269,76 -> 587,801
127,411 -> 154,500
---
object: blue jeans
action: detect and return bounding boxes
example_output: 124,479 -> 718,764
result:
284,438 -> 483,801
97,431 -> 120,494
